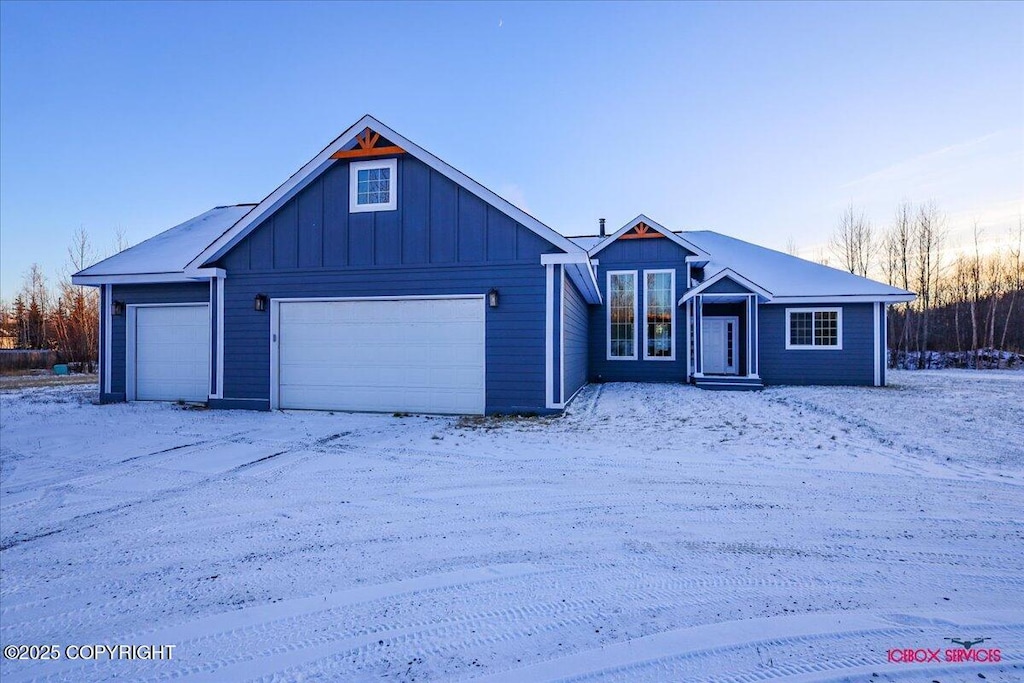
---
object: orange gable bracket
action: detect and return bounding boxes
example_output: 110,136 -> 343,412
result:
619,222 -> 665,239
331,127 -> 405,159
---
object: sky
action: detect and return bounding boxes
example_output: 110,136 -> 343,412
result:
1,1 -> 1022,298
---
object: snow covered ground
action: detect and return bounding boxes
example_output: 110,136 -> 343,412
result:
1,371 -> 1021,682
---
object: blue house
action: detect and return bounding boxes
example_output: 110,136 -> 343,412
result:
73,116 -> 915,415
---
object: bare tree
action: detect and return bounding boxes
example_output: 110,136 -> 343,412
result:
830,204 -> 874,277
1000,217 -> 1023,351
52,227 -> 99,368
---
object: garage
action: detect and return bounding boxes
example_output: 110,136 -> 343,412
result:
274,297 -> 486,414
129,304 -> 210,402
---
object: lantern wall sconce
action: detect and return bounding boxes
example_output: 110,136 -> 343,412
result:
488,288 -> 499,308
112,300 -> 126,316
254,294 -> 268,312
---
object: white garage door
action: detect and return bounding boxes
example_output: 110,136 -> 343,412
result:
133,304 -> 210,402
277,298 -> 485,414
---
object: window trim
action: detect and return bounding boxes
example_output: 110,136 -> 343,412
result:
642,269 -> 676,361
349,158 -> 398,213
785,307 -> 843,350
606,270 -> 638,361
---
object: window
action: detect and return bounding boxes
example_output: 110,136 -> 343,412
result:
786,308 -> 842,349
643,270 -> 675,360
349,159 -> 398,213
607,271 -> 637,359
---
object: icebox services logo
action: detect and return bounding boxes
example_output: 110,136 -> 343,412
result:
886,637 -> 1001,664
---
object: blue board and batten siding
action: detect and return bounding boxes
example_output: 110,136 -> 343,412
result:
105,282 -> 211,401
588,237 -> 691,383
562,274 -> 589,402
757,303 -> 876,385
215,155 -> 560,414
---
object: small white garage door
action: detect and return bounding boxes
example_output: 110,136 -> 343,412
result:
133,304 -> 210,402
277,298 -> 485,414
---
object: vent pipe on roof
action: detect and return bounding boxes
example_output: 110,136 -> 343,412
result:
599,218 -> 606,236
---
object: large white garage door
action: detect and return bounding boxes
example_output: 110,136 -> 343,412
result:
134,304 -> 210,402
277,298 -> 485,414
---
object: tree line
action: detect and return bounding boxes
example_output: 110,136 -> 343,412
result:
825,202 -> 1023,369
0,228 -> 112,371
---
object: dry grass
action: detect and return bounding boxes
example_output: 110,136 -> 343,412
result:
0,372 -> 98,391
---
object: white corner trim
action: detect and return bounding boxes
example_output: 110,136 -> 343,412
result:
103,284 -> 112,394
784,307 -> 844,351
560,266 -> 566,407
349,158 -> 398,213
606,270 -> 639,361
642,269 -> 676,361
215,275 -> 225,399
873,302 -> 881,387
269,299 -> 279,411
545,264 -> 555,409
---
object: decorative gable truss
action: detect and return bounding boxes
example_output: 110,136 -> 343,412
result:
330,127 -> 406,160
587,214 -> 711,260
619,221 -> 664,240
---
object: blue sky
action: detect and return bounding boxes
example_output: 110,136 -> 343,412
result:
1,1 -> 1021,297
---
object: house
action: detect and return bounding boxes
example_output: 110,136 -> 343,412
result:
73,115 -> 915,415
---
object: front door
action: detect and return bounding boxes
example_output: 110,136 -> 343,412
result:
702,316 -> 738,375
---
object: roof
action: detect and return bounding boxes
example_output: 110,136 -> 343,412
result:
73,205 -> 254,283
681,230 -> 914,301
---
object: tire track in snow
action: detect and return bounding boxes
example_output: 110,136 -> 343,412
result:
473,612 -> 1024,683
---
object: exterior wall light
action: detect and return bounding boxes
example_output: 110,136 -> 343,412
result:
112,301 -> 126,316
254,294 -> 268,312
488,288 -> 499,308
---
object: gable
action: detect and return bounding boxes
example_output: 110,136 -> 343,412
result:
588,215 -> 711,260
193,116 -> 583,272
702,275 -> 756,295
596,229 -> 695,266
218,155 -> 559,272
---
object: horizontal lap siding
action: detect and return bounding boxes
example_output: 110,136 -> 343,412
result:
223,266 -> 545,412
589,239 -> 690,383
758,303 -> 874,385
109,283 -> 211,396
562,275 -> 589,401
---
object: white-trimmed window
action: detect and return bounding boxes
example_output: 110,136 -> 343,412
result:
349,158 -> 397,213
786,308 -> 842,350
643,269 -> 675,360
607,271 -> 638,360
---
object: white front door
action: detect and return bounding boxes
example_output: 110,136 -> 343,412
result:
133,304 -> 210,401
275,297 -> 486,415
702,316 -> 738,375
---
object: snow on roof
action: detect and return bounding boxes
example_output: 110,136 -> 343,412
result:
568,236 -> 603,250
681,230 -> 913,300
75,205 -> 254,278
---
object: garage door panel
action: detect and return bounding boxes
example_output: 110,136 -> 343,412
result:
135,305 -> 209,402
278,298 -> 485,414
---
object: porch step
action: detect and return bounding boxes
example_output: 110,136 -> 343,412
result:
694,375 -> 764,391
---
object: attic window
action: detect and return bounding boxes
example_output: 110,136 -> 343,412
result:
349,159 -> 397,213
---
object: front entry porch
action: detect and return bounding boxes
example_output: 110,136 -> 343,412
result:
686,290 -> 764,390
